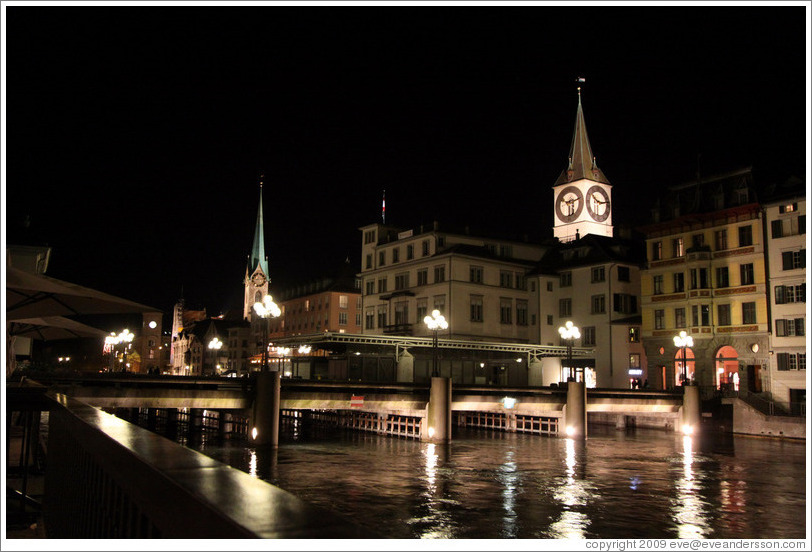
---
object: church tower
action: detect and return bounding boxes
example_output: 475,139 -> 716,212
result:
552,88 -> 613,242
244,177 -> 270,320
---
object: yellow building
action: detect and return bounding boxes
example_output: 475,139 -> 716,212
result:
639,168 -> 770,394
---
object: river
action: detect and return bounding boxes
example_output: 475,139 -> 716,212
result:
187,422 -> 807,539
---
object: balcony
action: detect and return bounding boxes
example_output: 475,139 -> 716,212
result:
383,323 -> 413,336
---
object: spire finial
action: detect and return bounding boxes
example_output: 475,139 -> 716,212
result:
259,172 -> 264,189
576,76 -> 585,97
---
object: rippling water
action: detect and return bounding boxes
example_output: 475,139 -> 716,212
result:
191,423 -> 807,539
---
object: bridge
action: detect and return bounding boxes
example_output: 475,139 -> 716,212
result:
41,373 -> 691,440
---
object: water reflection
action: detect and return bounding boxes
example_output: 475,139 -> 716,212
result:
674,435 -> 711,538
248,449 -> 257,477
549,438 -> 592,539
496,450 -> 518,537
418,442 -> 455,539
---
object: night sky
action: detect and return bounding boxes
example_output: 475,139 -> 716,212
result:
4,4 -> 809,320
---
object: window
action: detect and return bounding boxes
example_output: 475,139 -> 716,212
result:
547,281 -> 554,291
438,236 -> 446,248
546,315 -> 554,326
364,230 -> 376,244
617,266 -> 630,282
653,275 -> 664,295
392,248 -> 399,263
672,237 -> 684,257
499,245 -> 513,258
559,298 -> 572,317
738,225 -> 753,247
356,313 -> 362,326
592,266 -> 606,282
591,294 -> 606,314
406,244 -> 414,260
777,353 -> 806,371
500,299 -> 513,324
775,284 -> 806,304
365,310 -> 374,329
394,302 -> 408,325
782,250 -> 806,270
339,295 -> 348,309
434,265 -> 446,283
779,203 -> 797,214
674,272 -> 685,292
417,269 -> 428,286
741,302 -> 756,325
416,299 -> 427,322
629,327 -> 640,343
365,280 -> 374,295
740,263 -> 754,286
378,251 -> 386,266
339,312 -> 348,326
516,273 -> 527,290
614,293 -> 637,314
654,309 -> 665,330
717,304 -> 731,326
652,241 -> 663,261
365,254 -> 372,269
560,272 -> 572,287
516,301 -> 528,326
470,266 -> 483,284
776,318 -> 805,337
422,240 -> 431,256
691,234 -> 704,249
771,220 -> 784,239
377,278 -> 387,293
629,354 -> 641,369
377,306 -> 387,328
690,268 -> 709,289
583,326 -> 596,346
714,230 -> 728,251
357,296 -> 362,309
692,304 -> 710,326
470,295 -> 483,322
394,273 -> 409,290
716,267 -> 729,288
433,295 -> 445,313
675,307 -> 686,328
500,271 -> 513,288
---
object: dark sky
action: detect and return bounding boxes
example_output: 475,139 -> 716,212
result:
5,4 -> 809,318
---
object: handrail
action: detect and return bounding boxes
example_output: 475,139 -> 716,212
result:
42,392 -> 374,538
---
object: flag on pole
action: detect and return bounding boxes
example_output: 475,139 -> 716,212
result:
382,189 -> 386,224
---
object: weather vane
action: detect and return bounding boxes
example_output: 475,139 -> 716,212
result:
576,76 -> 585,95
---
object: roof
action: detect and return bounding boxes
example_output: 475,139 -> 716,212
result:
248,184 -> 269,277
553,92 -> 610,187
530,233 -> 646,274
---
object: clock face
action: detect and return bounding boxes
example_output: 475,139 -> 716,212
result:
585,185 -> 611,222
555,186 -> 584,223
251,273 -> 266,286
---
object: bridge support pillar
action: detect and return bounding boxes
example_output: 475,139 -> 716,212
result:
681,384 -> 701,435
166,408 -> 179,440
565,381 -> 587,439
218,411 -> 231,440
422,377 -> 451,443
251,371 -> 281,447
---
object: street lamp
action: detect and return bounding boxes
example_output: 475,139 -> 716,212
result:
558,320 -> 581,382
208,336 -> 223,376
105,329 -> 134,372
253,295 -> 281,372
673,330 -> 694,386
424,309 -> 448,377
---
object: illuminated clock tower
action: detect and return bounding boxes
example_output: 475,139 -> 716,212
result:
552,89 -> 613,242
244,178 -> 270,321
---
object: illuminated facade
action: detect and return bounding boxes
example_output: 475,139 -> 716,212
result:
639,168 -> 770,393
762,183 -> 806,412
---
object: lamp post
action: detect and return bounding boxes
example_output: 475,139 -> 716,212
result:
105,329 -> 134,372
558,320 -> 581,382
253,295 -> 281,372
424,309 -> 448,377
673,330 -> 694,386
208,337 -> 223,376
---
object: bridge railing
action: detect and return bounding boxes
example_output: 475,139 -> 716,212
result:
42,392 -> 373,538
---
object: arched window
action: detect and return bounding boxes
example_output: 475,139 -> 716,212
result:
715,346 -> 739,391
674,347 -> 695,386
254,291 -> 262,303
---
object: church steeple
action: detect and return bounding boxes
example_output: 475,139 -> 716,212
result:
554,89 -> 610,186
248,177 -> 269,277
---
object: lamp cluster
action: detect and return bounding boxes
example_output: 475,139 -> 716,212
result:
558,320 -> 581,341
253,295 -> 281,318
423,309 -> 448,331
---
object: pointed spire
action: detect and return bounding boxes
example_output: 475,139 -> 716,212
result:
249,174 -> 269,277
554,88 -> 610,186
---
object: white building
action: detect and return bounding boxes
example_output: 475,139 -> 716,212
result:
762,180 -> 806,413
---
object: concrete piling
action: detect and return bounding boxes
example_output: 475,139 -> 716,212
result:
422,377 -> 452,442
251,371 -> 281,447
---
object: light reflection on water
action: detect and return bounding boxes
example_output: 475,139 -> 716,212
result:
192,424 -> 806,539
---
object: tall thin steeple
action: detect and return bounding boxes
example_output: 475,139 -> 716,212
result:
248,175 -> 269,277
554,87 -> 610,186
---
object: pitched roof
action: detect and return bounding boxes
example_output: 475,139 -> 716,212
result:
553,92 -> 610,187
